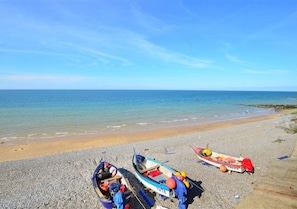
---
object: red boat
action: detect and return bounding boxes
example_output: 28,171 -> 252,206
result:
191,146 -> 254,174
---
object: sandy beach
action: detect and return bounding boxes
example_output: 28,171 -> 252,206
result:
0,112 -> 296,209
0,114 -> 281,163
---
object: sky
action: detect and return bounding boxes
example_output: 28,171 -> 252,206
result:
0,0 -> 297,91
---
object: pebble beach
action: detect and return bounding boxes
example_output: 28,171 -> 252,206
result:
0,113 -> 296,209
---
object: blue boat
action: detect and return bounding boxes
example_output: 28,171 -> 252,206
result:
132,154 -> 182,198
92,161 -> 132,209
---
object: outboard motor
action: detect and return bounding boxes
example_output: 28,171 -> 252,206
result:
242,158 -> 254,174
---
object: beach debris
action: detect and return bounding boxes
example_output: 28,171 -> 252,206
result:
0,141 -> 4,144
164,148 -> 175,154
235,195 -> 241,200
278,155 -> 289,160
92,159 -> 97,166
272,138 -> 286,143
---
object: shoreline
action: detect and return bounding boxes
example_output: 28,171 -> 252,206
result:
0,112 -> 282,162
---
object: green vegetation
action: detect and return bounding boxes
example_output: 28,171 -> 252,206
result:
241,104 -> 297,111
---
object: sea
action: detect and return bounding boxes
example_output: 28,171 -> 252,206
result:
1,90 -> 296,144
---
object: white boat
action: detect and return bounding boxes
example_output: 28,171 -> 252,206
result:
132,154 -> 177,198
191,146 -> 254,174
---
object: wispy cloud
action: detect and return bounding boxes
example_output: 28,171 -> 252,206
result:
132,7 -> 168,33
225,53 -> 246,65
243,69 -> 289,75
1,2 -> 212,71
245,10 -> 297,43
178,0 -> 200,18
59,42 -> 132,66
132,38 -> 212,68
0,48 -> 75,58
0,74 -> 91,82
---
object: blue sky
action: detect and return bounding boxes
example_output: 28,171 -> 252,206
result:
0,0 -> 296,91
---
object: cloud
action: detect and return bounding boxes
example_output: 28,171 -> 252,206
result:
132,6 -> 167,33
225,53 -> 246,65
243,69 -> 289,75
55,41 -> 133,66
244,10 -> 297,43
0,48 -> 75,58
1,1 -> 212,70
0,74 -> 90,82
132,38 -> 212,68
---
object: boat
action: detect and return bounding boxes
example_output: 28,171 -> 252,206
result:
92,161 -> 132,209
132,154 -> 190,198
191,146 -> 254,174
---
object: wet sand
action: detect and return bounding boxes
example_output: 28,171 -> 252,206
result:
0,114 -> 280,163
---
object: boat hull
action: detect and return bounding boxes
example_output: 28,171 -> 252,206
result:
191,146 -> 254,173
92,161 -> 131,209
132,154 -> 176,198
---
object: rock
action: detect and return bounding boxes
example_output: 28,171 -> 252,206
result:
241,103 -> 297,134
272,139 -> 286,143
241,104 -> 297,111
275,114 -> 297,134
284,123 -> 297,134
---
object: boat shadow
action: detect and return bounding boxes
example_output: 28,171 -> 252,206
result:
119,168 -> 157,209
186,176 -> 204,205
119,168 -> 205,208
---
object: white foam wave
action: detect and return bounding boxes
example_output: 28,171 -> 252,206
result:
137,123 -> 148,126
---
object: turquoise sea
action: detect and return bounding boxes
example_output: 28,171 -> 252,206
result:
0,90 -> 297,144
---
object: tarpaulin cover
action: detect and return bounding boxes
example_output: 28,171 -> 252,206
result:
149,169 -> 161,177
172,176 -> 187,209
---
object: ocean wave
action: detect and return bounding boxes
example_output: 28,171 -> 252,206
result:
137,123 -> 149,126
106,124 -> 126,129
